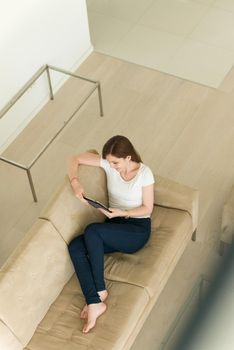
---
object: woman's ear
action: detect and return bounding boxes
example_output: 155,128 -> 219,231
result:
126,155 -> 131,162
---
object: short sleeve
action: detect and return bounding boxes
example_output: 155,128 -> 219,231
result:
100,158 -> 111,173
142,166 -> 155,187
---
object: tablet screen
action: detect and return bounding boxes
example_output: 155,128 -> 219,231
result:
83,196 -> 112,213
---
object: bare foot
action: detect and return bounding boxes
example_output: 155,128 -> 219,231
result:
98,290 -> 108,302
82,302 -> 107,333
80,290 -> 108,320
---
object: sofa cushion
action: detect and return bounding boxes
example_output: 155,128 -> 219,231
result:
0,219 -> 74,347
40,165 -> 108,243
104,206 -> 193,297
24,276 -> 148,350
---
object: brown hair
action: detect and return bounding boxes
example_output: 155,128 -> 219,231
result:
102,135 -> 142,163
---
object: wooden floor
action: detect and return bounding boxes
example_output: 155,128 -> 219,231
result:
1,52 -> 234,349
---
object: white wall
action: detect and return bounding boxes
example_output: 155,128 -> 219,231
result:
0,0 -> 92,152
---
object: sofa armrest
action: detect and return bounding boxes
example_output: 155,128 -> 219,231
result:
0,320 -> 22,350
154,175 -> 199,232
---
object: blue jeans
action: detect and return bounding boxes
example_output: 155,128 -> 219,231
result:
68,217 -> 151,305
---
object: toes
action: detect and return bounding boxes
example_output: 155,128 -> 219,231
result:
80,312 -> 87,320
80,305 -> 88,319
82,321 -> 95,333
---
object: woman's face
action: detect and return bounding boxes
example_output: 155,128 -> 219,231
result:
106,154 -> 130,172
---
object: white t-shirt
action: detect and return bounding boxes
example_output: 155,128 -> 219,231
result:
100,158 -> 155,218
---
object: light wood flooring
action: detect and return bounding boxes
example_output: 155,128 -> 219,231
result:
1,52 -> 234,349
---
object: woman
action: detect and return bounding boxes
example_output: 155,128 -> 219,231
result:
68,135 -> 155,333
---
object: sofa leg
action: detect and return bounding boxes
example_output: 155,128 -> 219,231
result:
192,229 -> 197,241
219,241 -> 225,256
219,240 -> 234,256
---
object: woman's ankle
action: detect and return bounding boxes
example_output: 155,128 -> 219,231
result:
97,290 -> 108,301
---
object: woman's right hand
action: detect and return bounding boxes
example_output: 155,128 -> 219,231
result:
67,153 -> 101,205
71,180 -> 88,205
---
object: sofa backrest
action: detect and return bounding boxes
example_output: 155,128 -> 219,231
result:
40,164 -> 108,243
0,219 -> 74,347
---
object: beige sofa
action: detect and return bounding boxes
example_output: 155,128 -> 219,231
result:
0,163 -> 199,350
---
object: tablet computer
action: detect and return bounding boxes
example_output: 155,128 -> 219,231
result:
83,196 -> 112,213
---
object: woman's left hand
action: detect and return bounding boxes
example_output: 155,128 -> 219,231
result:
98,207 -> 127,219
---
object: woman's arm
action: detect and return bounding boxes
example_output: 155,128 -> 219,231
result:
125,184 -> 154,217
67,152 -> 101,202
99,184 -> 154,218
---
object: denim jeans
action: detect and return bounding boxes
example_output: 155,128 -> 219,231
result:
68,216 -> 151,305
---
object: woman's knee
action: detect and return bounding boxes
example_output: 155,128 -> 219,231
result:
68,235 -> 86,257
84,223 -> 100,241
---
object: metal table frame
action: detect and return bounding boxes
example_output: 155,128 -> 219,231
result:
0,64 -> 104,202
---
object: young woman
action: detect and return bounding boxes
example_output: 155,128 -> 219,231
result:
68,135 -> 155,333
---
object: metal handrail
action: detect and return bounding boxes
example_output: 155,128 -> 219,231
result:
0,64 -> 104,202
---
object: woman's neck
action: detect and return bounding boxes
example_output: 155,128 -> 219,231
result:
123,161 -> 141,175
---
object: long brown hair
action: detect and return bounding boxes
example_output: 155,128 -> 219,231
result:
102,135 -> 142,163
